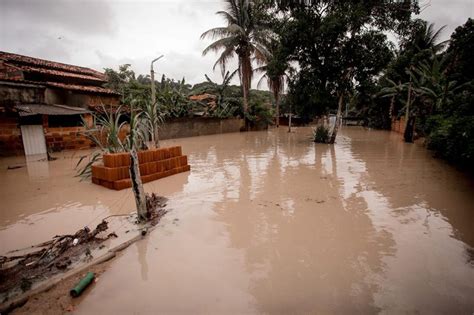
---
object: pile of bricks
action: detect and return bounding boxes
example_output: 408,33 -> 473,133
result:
91,146 -> 190,190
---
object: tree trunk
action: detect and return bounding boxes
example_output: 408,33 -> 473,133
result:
329,93 -> 344,144
288,102 -> 292,132
389,96 -> 395,120
403,78 -> 412,143
274,88 -> 280,128
154,128 -> 160,148
129,148 -> 147,221
275,97 -> 280,128
240,53 -> 252,130
404,115 -> 415,143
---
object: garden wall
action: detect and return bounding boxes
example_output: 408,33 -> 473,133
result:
159,117 -> 244,140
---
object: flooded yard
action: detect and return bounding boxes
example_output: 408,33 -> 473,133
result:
1,127 -> 474,313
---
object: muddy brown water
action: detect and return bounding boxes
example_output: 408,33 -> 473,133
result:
1,127 -> 473,313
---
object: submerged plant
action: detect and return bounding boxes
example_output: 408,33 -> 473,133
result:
313,125 -> 330,143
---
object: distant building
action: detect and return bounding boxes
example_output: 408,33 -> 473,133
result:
0,51 -> 121,156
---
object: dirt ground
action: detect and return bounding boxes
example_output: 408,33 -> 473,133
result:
12,256 -> 114,314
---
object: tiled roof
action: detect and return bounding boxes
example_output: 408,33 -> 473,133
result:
19,65 -> 106,83
0,77 -> 120,95
0,51 -> 105,80
189,93 -> 217,101
46,82 -> 120,95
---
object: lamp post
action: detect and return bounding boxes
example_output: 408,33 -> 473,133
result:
150,55 -> 164,105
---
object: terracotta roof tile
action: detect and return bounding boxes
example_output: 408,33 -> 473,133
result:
0,77 -> 119,95
20,65 -> 106,83
46,81 -> 120,95
0,51 -> 105,80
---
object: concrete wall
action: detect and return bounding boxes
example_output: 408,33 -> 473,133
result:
0,116 -> 244,156
159,117 -> 244,140
0,84 -> 44,108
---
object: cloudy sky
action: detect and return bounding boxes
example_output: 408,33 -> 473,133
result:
1,0 -> 472,88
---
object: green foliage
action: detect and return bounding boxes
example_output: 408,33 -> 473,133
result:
425,114 -> 474,171
313,125 -> 329,143
245,98 -> 274,124
201,0 -> 272,112
447,18 -> 474,84
274,1 -> 405,119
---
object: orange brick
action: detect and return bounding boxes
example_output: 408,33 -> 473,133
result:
103,154 -> 114,167
147,150 -> 154,163
113,179 -> 131,190
92,177 -> 100,185
142,174 -> 154,183
179,155 -> 188,167
91,165 -> 101,178
164,159 -> 171,170
139,163 -> 149,175
121,153 -> 131,167
148,162 -> 157,174
168,157 -> 176,169
100,179 -> 114,190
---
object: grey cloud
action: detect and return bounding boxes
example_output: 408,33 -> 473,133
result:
419,0 -> 473,41
1,0 -> 115,35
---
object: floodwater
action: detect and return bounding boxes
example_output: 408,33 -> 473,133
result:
1,127 -> 474,314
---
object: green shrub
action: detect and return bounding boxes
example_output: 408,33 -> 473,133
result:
425,114 -> 474,171
313,125 -> 330,143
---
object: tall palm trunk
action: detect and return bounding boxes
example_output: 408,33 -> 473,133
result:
240,52 -> 252,115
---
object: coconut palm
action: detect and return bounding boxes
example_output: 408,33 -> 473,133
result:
255,41 -> 288,127
201,0 -> 270,116
413,20 -> 448,53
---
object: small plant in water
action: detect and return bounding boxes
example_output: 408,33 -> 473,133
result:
313,125 -> 330,143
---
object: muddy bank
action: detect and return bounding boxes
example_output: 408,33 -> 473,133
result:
2,127 -> 474,313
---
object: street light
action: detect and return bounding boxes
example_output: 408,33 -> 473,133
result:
150,55 -> 164,105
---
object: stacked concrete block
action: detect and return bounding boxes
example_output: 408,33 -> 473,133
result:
91,146 -> 190,190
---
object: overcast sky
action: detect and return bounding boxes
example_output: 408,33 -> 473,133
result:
1,0 -> 473,89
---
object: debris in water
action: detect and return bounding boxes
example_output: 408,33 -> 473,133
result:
70,272 -> 95,298
7,165 -> 25,170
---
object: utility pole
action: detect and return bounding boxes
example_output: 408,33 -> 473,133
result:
150,55 -> 164,105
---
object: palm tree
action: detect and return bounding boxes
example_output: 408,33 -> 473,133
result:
201,0 -> 270,117
256,41 -> 287,127
412,54 -> 469,114
413,20 -> 448,53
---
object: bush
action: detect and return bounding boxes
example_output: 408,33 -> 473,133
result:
313,125 -> 330,143
425,114 -> 474,171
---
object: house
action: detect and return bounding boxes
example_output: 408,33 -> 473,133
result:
0,51 -> 121,156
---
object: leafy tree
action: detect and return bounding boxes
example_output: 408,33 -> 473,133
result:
271,1 -> 414,141
446,18 -> 474,84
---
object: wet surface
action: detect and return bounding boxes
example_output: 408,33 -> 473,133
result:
1,127 -> 474,313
